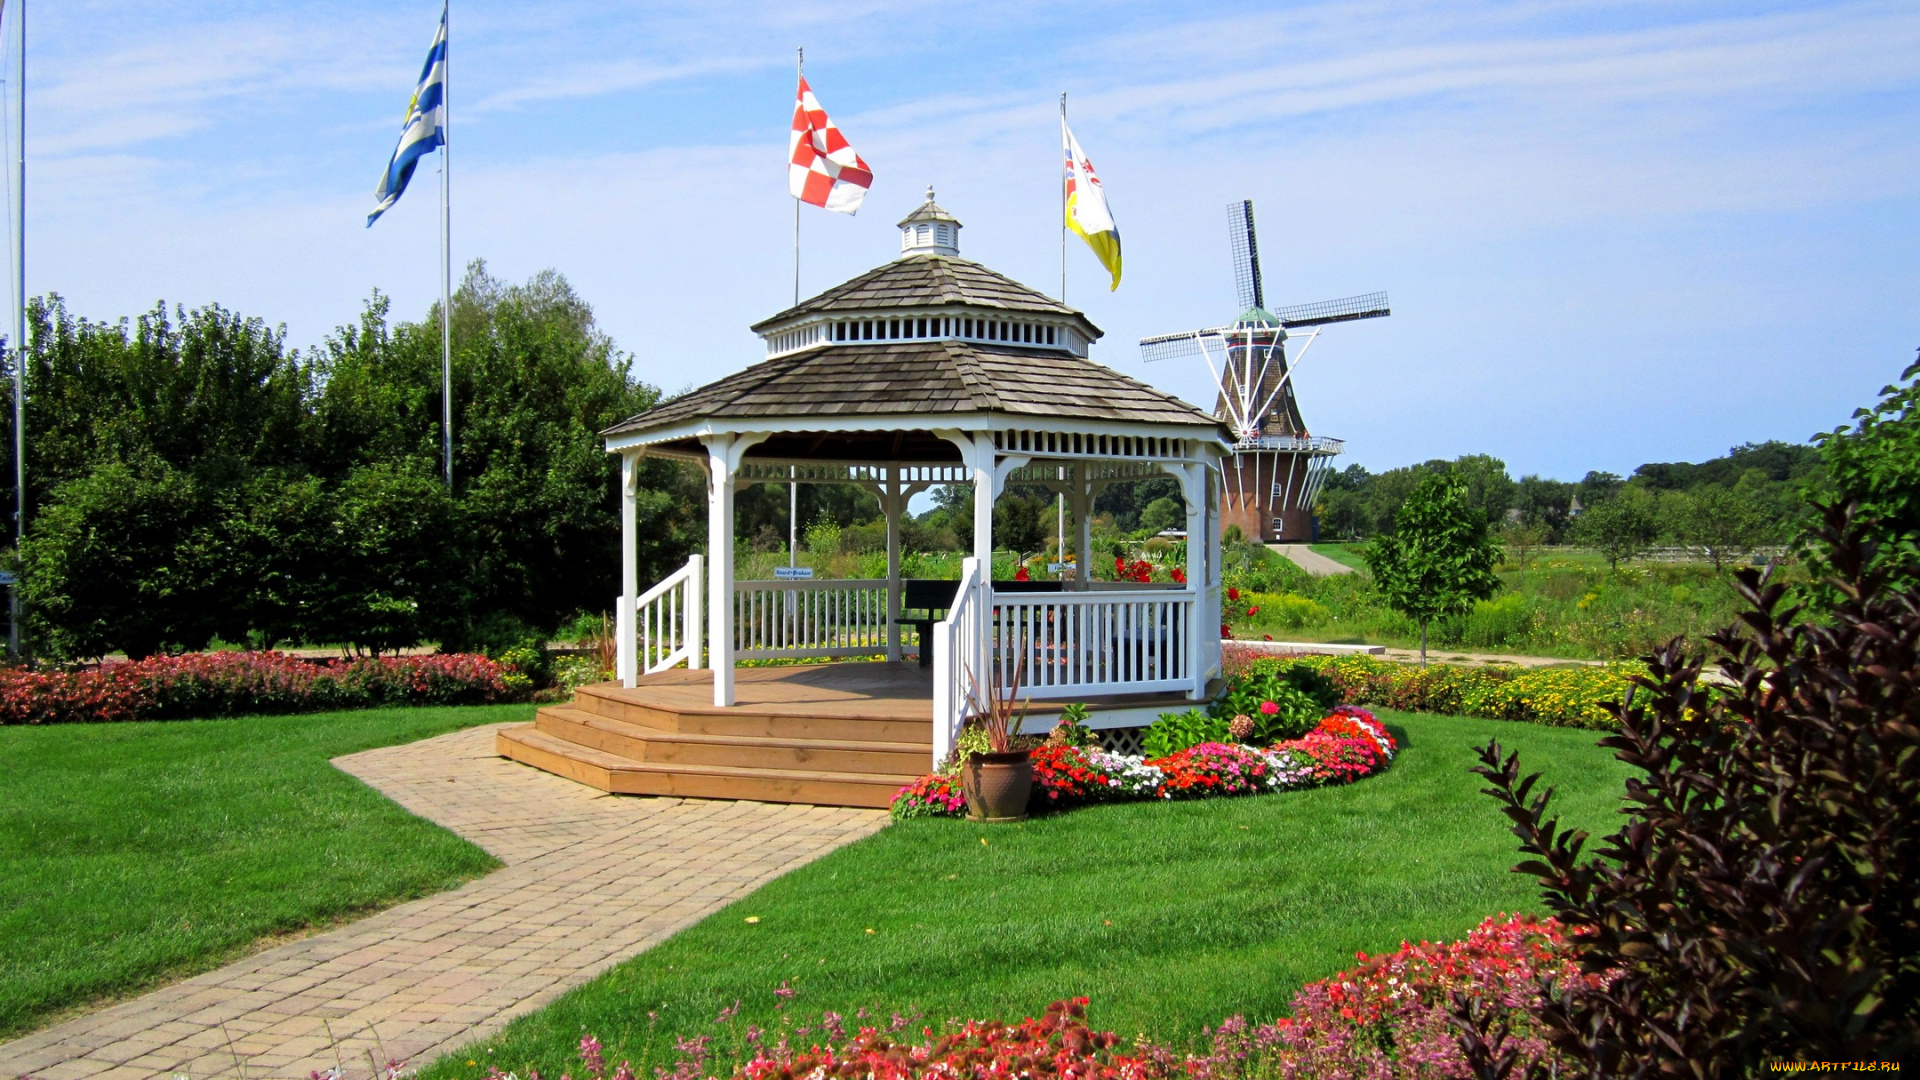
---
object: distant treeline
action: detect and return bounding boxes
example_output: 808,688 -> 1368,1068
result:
0,263 -> 698,659
1317,441 -> 1821,564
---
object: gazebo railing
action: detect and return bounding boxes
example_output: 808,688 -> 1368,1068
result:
932,558 -> 987,767
733,579 -> 891,659
625,554 -> 703,685
990,591 -> 1194,698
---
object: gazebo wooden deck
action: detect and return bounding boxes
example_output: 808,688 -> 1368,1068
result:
497,191 -> 1233,806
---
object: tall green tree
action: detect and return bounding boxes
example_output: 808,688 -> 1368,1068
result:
1662,484 -> 1772,572
1805,353 -> 1920,593
1575,485 -> 1661,570
1362,472 -> 1502,662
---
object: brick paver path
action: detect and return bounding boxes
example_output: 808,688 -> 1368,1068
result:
0,722 -> 888,1080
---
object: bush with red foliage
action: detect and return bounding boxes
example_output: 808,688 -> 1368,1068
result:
1463,503 -> 1920,1072
0,650 -> 515,724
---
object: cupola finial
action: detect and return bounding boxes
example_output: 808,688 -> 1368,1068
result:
898,188 -> 961,258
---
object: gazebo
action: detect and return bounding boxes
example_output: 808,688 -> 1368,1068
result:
497,191 -> 1232,807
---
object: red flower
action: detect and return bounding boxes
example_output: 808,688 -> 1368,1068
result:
1227,587 -> 1240,601
1014,566 -> 1030,581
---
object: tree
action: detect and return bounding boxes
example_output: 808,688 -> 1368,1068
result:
1500,518 -> 1550,576
1362,472 -> 1502,662
993,491 -> 1049,554
1805,352 -> 1920,593
19,456 -> 222,659
1574,485 -> 1660,570
1449,453 -> 1516,529
1139,496 -> 1183,535
1663,485 -> 1769,572
1513,474 -> 1576,543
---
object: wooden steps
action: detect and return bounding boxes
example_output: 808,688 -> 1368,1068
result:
496,664 -> 935,809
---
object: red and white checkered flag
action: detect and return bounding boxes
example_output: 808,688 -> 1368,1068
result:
789,76 -> 872,214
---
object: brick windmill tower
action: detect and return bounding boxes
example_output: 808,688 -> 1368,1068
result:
1140,200 -> 1388,543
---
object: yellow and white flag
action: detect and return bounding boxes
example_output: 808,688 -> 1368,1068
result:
1062,116 -> 1121,291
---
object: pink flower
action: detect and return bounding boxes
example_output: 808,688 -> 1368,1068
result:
1258,701 -> 1280,716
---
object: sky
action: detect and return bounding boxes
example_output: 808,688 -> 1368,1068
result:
13,0 -> 1920,481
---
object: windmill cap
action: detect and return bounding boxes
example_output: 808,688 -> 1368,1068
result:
1233,306 -> 1284,329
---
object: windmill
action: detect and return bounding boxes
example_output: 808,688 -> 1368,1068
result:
1139,200 -> 1388,544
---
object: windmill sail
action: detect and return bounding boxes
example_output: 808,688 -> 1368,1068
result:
1228,200 -> 1263,313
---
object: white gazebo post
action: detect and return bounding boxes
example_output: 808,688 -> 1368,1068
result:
705,434 -> 738,707
1069,463 -> 1095,591
883,465 -> 904,662
617,451 -> 639,686
1177,458 -> 1211,700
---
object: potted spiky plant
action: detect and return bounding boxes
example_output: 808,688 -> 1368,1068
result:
959,652 -> 1034,823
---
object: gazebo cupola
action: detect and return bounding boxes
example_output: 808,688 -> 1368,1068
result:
898,186 -> 961,257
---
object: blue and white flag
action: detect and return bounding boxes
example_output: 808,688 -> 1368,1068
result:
367,6 -> 447,227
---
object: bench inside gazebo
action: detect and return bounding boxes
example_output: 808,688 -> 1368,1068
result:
497,192 -> 1230,808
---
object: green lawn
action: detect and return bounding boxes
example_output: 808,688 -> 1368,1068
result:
420,710 -> 1630,1078
0,704 -> 532,1040
1308,542 -> 1371,572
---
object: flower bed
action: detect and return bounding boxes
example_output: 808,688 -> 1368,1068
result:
1192,913 -> 1606,1078
1224,646 -> 1640,730
892,708 -> 1395,820
0,651 -> 515,725
528,917 -> 1598,1080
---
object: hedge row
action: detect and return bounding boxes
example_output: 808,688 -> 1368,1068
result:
1222,644 -> 1639,730
0,651 -> 516,724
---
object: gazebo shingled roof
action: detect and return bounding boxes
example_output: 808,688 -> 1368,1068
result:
603,339 -> 1224,447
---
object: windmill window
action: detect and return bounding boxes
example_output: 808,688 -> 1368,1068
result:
1046,326 -> 1055,344
862,321 -> 872,340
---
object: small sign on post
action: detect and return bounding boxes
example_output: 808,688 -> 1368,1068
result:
773,566 -> 815,580
0,571 -> 15,586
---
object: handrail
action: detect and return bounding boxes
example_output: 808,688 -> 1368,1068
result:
931,556 -> 984,769
623,554 -> 702,686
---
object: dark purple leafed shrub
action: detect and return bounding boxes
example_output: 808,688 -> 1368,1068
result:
1462,503 -> 1920,1075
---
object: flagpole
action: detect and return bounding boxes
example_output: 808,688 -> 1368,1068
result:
8,0 -> 21,658
793,47 -> 802,308
1059,92 -> 1067,305
439,0 -> 453,489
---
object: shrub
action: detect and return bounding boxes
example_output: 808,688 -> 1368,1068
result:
0,651 -> 516,724
1224,647 -> 1639,730
552,652 -> 610,694
1451,590 -> 1537,649
1461,503 -> 1920,1071
1210,658 -> 1341,742
1141,708 -> 1227,757
1044,703 -> 1101,748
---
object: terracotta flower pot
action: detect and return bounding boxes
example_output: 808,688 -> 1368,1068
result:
962,749 -> 1033,823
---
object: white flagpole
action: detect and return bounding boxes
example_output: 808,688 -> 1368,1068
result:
1059,92 -> 1067,305
9,0 -> 22,657
439,0 -> 453,489
793,47 -> 802,308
